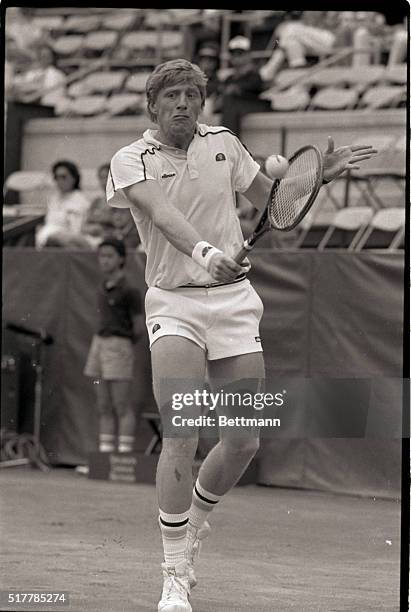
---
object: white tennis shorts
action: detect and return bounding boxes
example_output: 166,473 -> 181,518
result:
145,278 -> 264,360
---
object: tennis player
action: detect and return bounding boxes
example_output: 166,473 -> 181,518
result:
107,59 -> 377,612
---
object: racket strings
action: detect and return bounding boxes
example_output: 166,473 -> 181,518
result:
269,149 -> 320,230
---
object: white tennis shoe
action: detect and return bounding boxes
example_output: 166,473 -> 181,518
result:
186,521 -> 211,588
158,559 -> 192,612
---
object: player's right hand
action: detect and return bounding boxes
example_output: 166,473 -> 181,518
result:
208,253 -> 245,282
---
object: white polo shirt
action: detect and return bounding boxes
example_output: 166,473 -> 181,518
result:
107,123 -> 260,289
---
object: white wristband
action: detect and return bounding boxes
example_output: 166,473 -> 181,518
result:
192,241 -> 222,271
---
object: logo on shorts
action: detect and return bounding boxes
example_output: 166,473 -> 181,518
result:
215,153 -> 226,162
161,172 -> 176,179
255,336 -> 261,343
152,324 -> 161,334
202,246 -> 212,258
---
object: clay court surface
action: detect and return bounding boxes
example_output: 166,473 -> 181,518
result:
0,468 -> 400,612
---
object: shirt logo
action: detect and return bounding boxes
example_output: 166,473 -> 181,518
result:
255,336 -> 261,343
161,172 -> 176,179
152,324 -> 161,334
202,246 -> 212,258
215,153 -> 226,162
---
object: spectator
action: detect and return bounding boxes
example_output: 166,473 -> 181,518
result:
11,45 -> 66,109
36,160 -> 91,249
196,41 -> 221,117
387,21 -> 407,66
259,12 -> 336,82
83,163 -> 142,249
84,238 -> 143,454
83,164 -> 115,242
219,36 -> 271,137
6,7 -> 50,62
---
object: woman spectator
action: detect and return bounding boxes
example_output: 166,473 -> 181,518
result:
36,160 -> 91,249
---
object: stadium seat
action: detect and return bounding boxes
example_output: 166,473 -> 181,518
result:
101,11 -> 140,31
52,35 -> 84,56
69,95 -> 107,116
67,79 -> 91,98
307,67 -> 352,88
354,207 -> 405,250
63,15 -> 102,33
266,87 -> 310,111
83,70 -> 129,94
121,31 -> 158,51
125,72 -> 151,93
32,15 -> 65,32
360,86 -> 406,109
84,31 -> 118,53
160,30 -> 184,52
310,87 -> 358,110
317,207 -> 374,250
341,65 -> 385,89
106,93 -> 143,116
4,171 -> 53,207
272,68 -> 310,90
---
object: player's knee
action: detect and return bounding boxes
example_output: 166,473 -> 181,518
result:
161,437 -> 199,461
222,436 -> 260,459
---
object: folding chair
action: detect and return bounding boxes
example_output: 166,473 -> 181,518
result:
347,135 -> 406,210
354,207 -> 405,250
360,85 -> 406,109
84,31 -> 118,54
310,87 -> 358,110
83,70 -> 128,94
69,95 -> 107,116
52,35 -> 84,56
101,10 -> 140,30
121,31 -> 158,52
106,93 -> 143,116
125,72 -> 151,93
4,171 -> 53,207
265,87 -> 310,112
318,207 -> 374,250
63,15 -> 102,33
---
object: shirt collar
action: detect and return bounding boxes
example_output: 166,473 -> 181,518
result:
143,124 -> 204,150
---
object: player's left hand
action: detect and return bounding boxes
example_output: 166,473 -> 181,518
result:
322,136 -> 378,182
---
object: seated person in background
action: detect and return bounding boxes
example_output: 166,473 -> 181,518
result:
196,41 -> 221,118
83,164 -> 115,240
220,36 -> 271,137
11,45 -> 66,109
36,160 -> 91,249
83,163 -> 142,249
259,11 -> 336,82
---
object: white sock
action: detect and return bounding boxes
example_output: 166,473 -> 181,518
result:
99,433 -> 115,452
188,479 -> 222,531
118,435 -> 134,453
159,509 -> 189,566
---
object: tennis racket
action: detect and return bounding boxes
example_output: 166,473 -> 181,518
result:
234,145 -> 324,263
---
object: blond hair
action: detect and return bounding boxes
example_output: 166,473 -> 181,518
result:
146,59 -> 207,122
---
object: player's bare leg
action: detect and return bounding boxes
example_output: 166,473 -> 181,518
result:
95,379 -> 116,452
185,352 -> 265,587
110,380 -> 135,452
151,336 -> 206,611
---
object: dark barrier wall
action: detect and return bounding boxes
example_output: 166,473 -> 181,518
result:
2,249 -> 404,497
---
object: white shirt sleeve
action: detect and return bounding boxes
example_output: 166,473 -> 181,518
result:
226,134 -> 260,193
107,143 -> 156,207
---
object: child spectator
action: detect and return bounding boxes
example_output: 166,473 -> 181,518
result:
84,238 -> 143,454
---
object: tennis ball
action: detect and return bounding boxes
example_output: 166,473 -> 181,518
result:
264,154 -> 289,179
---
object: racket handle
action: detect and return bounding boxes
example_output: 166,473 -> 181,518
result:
234,243 -> 253,263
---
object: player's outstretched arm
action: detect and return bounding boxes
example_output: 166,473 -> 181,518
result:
323,136 -> 378,182
124,180 -> 244,282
